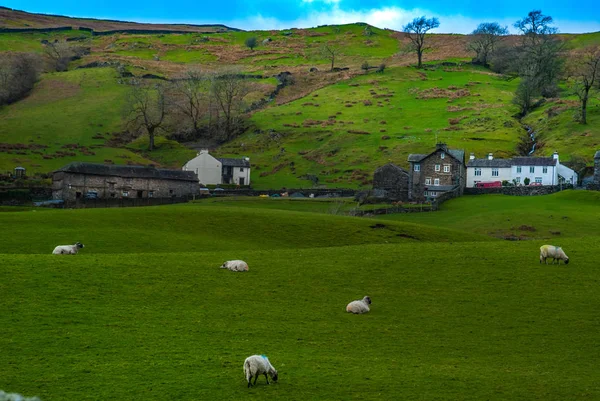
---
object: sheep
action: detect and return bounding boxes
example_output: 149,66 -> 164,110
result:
52,242 -> 84,255
243,355 -> 278,388
540,245 -> 569,265
220,260 -> 249,272
346,296 -> 371,314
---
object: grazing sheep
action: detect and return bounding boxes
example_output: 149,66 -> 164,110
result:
346,296 -> 371,314
52,242 -> 84,255
540,245 -> 569,265
220,260 -> 249,272
243,355 -> 278,388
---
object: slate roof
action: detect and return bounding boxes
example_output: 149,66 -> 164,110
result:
448,149 -> 464,162
407,154 -> 427,162
467,159 -> 512,168
424,185 -> 457,191
217,158 -> 251,168
511,157 -> 557,166
408,149 -> 465,164
56,162 -> 198,182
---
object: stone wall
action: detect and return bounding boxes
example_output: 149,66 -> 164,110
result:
53,172 -> 199,201
212,188 -> 357,197
464,184 -> 572,196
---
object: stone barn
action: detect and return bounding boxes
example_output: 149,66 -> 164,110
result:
372,163 -> 410,201
52,162 -> 199,201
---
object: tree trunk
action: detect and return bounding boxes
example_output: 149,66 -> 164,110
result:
148,127 -> 155,151
417,50 -> 423,68
330,55 -> 334,72
581,95 -> 588,124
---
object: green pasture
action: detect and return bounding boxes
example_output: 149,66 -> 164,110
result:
1,193 -> 600,400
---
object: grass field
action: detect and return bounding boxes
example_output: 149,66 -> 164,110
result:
1,192 -> 600,400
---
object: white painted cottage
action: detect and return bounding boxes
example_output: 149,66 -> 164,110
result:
466,152 -> 577,187
182,149 -> 251,186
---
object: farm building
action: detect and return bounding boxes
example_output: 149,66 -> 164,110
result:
182,149 -> 251,186
372,163 -> 410,201
52,162 -> 199,201
466,152 -> 578,187
408,143 -> 466,201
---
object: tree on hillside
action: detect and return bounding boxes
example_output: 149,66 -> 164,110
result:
124,80 -> 168,151
567,46 -> 600,124
170,69 -> 211,137
245,37 -> 258,51
0,53 -> 42,105
403,16 -> 440,68
321,44 -> 340,71
43,39 -> 88,71
468,22 -> 509,66
210,71 -> 250,141
514,10 -> 563,98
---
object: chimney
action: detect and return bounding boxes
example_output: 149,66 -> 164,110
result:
469,153 -> 475,161
553,151 -> 559,163
244,157 -> 250,162
488,153 -> 493,160
436,142 -> 448,151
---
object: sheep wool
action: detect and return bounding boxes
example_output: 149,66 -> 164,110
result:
52,242 -> 85,255
539,245 -> 569,265
346,296 -> 371,314
243,355 -> 278,388
220,260 -> 249,272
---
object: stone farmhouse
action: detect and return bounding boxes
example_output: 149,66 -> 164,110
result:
407,143 -> 466,201
52,162 -> 199,201
182,149 -> 251,186
466,152 -> 577,187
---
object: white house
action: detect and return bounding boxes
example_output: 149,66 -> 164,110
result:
466,152 -> 577,187
182,149 -> 251,186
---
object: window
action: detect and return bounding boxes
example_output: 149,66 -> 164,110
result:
435,164 -> 441,172
515,177 -> 521,183
474,168 -> 482,176
530,166 -> 535,173
169,189 -> 174,195
108,182 -> 115,190
492,168 -> 499,177
434,178 -> 440,186
517,166 -> 522,173
535,177 -> 542,184
543,167 -> 548,174
148,191 -> 154,198
443,165 -> 450,173
414,164 -> 420,172
440,152 -> 445,159
425,177 -> 431,185
423,191 -> 428,197
122,191 -> 129,197
240,167 -> 244,172
430,191 -> 437,197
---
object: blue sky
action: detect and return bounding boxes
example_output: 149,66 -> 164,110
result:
4,0 -> 600,33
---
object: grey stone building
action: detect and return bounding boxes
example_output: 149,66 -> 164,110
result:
407,143 -> 465,201
372,163 -> 410,201
53,162 -> 199,201
594,151 -> 600,184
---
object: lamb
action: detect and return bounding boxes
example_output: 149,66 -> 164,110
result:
220,260 -> 249,272
52,242 -> 84,255
540,245 -> 569,265
243,355 -> 278,388
346,296 -> 371,314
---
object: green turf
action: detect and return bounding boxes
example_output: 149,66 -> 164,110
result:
1,193 -> 600,400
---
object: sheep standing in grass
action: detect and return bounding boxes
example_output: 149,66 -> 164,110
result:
220,260 -> 249,272
540,245 -> 569,265
346,296 -> 371,314
52,242 -> 84,255
243,355 -> 278,388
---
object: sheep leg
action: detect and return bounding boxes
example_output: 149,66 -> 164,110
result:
254,375 -> 258,385
264,373 -> 269,384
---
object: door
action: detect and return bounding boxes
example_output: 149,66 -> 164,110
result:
239,177 -> 245,186
137,190 -> 144,198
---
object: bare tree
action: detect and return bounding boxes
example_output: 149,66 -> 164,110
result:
321,44 -> 340,71
567,46 -> 600,124
124,80 -> 168,151
210,71 -> 249,141
170,69 -> 211,136
469,22 -> 509,66
0,53 -> 42,105
403,16 -> 440,68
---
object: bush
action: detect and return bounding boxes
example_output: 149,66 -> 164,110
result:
0,53 -> 42,105
245,37 -> 258,50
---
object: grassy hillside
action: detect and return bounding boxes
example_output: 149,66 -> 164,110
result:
1,193 -> 600,400
1,11 -> 599,187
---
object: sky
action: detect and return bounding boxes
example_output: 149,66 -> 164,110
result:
4,0 -> 600,34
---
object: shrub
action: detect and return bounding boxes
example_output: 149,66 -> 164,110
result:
245,37 -> 258,50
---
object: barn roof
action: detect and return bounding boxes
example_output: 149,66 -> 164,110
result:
55,162 -> 198,182
217,158 -> 251,167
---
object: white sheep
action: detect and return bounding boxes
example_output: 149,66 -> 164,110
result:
346,296 -> 371,314
243,355 -> 278,388
52,242 -> 84,255
220,260 -> 249,272
540,245 -> 569,265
